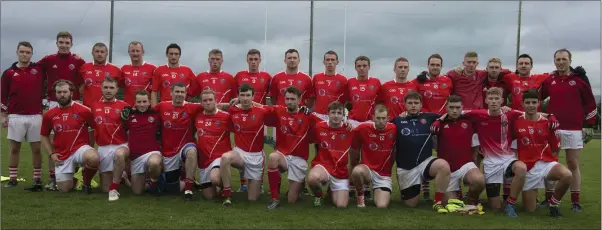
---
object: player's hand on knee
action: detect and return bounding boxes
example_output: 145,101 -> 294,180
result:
50,153 -> 64,166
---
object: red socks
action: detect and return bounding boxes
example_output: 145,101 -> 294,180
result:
183,178 -> 194,191
240,179 -> 248,186
109,182 -> 120,191
221,187 -> 233,198
571,191 -> 580,204
434,192 -> 444,204
507,196 -> 517,205
49,169 -> 56,180
268,168 -> 280,200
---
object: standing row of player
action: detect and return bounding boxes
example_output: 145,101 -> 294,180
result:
1,31 -> 597,214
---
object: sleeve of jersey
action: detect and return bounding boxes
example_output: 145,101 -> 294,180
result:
538,78 -> 550,100
549,128 -> 560,153
188,73 -> 201,97
351,126 -> 362,150
116,67 -> 126,88
40,113 -> 52,136
151,68 -> 161,92
269,75 -> 279,103
263,106 -> 278,127
230,75 -> 238,100
83,106 -> 95,128
305,75 -> 315,99
0,70 -> 9,112
579,81 -> 598,125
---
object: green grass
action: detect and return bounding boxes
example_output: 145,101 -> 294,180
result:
1,128 -> 600,229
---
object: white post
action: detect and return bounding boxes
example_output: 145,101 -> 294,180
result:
342,2 -> 347,75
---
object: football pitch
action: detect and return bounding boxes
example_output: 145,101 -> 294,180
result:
1,130 -> 600,229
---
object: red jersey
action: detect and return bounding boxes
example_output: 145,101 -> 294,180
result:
265,106 -> 316,160
37,52 -> 86,101
153,102 -> 201,157
539,72 -> 597,131
193,71 -> 237,103
119,62 -> 157,106
482,76 -> 511,109
412,76 -> 453,114
506,73 -> 549,111
123,109 -> 161,160
378,80 -> 417,120
433,118 -> 475,172
195,110 -> 232,168
40,102 -> 94,161
151,65 -> 196,102
79,62 -> 122,108
464,109 -> 523,164
227,106 -> 269,152
513,115 -> 560,170
352,123 -> 397,177
312,72 -> 348,115
446,70 -> 488,109
233,70 -> 272,104
311,121 -> 355,179
1,62 -> 45,115
346,77 -> 381,122
90,99 -> 129,146
269,71 -> 314,106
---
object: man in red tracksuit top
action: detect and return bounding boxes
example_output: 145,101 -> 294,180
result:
538,48 -> 597,212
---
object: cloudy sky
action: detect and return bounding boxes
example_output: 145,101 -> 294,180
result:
1,1 -> 600,94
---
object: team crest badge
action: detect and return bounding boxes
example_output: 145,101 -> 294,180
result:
180,73 -> 185,78
369,85 -> 375,91
142,72 -> 147,76
297,80 -> 303,85
215,120 -> 221,126
182,112 -> 188,118
537,129 -> 542,135
220,78 -> 226,84
251,114 -> 256,120
72,114 -> 79,120
336,81 -> 341,87
115,109 -> 121,114
297,119 -> 303,124
340,134 -> 346,140
68,64 -> 75,70
420,119 -> 427,124
569,80 -> 576,86
461,122 -> 468,129
105,72 -> 111,79
148,117 -> 155,123
387,133 -> 393,139
30,69 -> 37,75
260,78 -> 265,83
441,83 -> 447,89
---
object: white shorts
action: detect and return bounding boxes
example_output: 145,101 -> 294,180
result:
472,133 -> 480,147
447,162 -> 478,192
7,114 -> 42,142
198,158 -> 222,184
511,140 -> 517,150
164,142 -> 196,172
483,156 -> 517,184
97,143 -> 129,173
557,130 -> 583,150
357,164 -> 392,191
131,151 -> 161,175
277,152 -> 308,183
233,147 -> 264,181
523,161 -> 559,191
55,145 -> 93,182
314,164 -> 349,191
396,156 -> 436,190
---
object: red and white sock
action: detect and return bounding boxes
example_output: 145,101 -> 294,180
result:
9,166 -> 17,181
33,167 -> 41,181
507,196 -> 517,206
571,190 -> 580,204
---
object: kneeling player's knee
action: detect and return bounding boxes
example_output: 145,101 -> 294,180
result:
221,153 -> 234,165
114,149 -> 128,161
185,149 -> 197,160
306,174 -> 319,185
512,161 -> 527,177
375,201 -> 389,209
268,152 -> 280,162
210,175 -> 221,186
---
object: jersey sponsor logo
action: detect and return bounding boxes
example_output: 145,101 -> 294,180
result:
132,118 -> 137,123
401,128 -> 411,136
461,122 -> 468,129
521,137 -> 530,145
318,89 -> 327,96
125,78 -> 132,86
513,87 -> 521,94
53,124 -> 63,132
280,126 -> 288,134
390,96 -> 399,104
569,80 -> 576,86
424,90 -> 433,98
197,128 -> 205,137
30,69 -> 37,74
69,64 -> 75,70
369,143 -> 378,151
164,121 -> 172,128
162,81 -> 171,88
233,123 -> 242,131
85,78 -> 94,86
320,141 -> 329,149
352,94 -> 361,101
95,116 -> 104,124
420,119 -> 427,124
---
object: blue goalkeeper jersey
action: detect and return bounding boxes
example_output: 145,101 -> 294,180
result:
391,112 -> 440,170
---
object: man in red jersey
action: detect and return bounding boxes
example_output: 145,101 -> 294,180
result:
119,41 -> 157,106
218,84 -> 268,206
233,49 -> 272,192
151,43 -> 196,106
121,90 -> 163,195
350,104 -> 397,208
482,58 -> 511,109
378,57 -> 417,120
346,56 -> 381,125
37,31 -> 86,190
506,54 -> 549,111
312,50 -> 348,120
1,42 -> 45,190
413,54 -> 453,114
40,80 -> 100,193
195,90 -> 233,200
265,87 -> 317,209
307,101 -> 354,208
153,83 -> 200,200
90,78 -> 130,200
513,89 -> 573,218
431,95 -> 485,204
539,48 -> 597,212
456,87 -> 539,217
270,49 -> 314,107
192,49 -> 236,104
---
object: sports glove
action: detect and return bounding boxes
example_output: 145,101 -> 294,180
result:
121,106 -> 132,121
416,71 -> 428,84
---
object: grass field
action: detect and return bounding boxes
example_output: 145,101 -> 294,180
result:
1,129 -> 600,229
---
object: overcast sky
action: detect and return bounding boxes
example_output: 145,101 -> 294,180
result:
1,1 -> 600,94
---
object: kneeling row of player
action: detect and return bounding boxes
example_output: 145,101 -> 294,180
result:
41,78 -> 571,218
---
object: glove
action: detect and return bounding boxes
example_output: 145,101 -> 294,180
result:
416,71 -> 428,84
430,119 -> 441,134
121,106 -> 132,121
547,114 -> 559,130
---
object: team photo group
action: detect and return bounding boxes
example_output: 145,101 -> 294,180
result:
1,31 -> 597,219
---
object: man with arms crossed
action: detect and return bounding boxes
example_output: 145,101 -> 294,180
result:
119,41 -> 157,106
430,95 -> 485,204
307,101 -> 354,208
153,83 -> 200,200
40,80 -> 100,193
151,43 -> 196,106
37,31 -> 86,190
514,89 -> 573,217
1,41 -> 45,190
350,104 -> 397,208
539,48 -> 597,212
392,92 -> 451,213
195,90 -> 233,200
90,78 -> 130,200
121,90 -> 163,195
